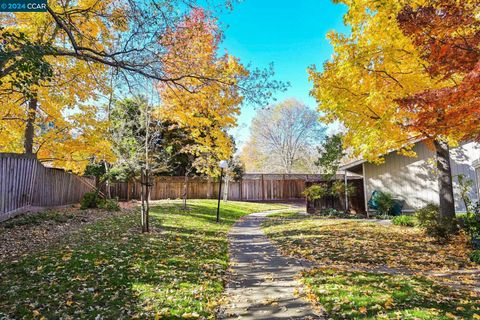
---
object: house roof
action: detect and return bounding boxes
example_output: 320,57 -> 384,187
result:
339,138 -> 426,171
339,158 -> 366,171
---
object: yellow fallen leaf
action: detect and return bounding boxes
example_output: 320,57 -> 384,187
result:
62,253 -> 72,261
473,314 -> 480,319
359,306 -> 367,314
66,299 -> 73,306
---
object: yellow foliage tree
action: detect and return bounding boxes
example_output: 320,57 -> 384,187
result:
157,8 -> 249,177
0,0 -> 122,172
308,0 -> 478,221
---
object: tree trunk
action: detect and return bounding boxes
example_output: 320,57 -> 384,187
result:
434,140 -> 456,223
145,168 -> 150,232
104,161 -> 111,199
24,98 -> 38,154
140,171 -> 146,233
183,171 -> 188,210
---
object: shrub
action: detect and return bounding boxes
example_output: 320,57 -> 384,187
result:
320,208 -> 347,218
330,181 -> 356,196
80,191 -> 101,210
416,204 -> 439,227
415,204 -> 456,241
463,202 -> 480,241
376,191 -> 395,215
99,198 -> 121,212
470,250 -> 480,264
303,184 -> 329,201
392,215 -> 418,227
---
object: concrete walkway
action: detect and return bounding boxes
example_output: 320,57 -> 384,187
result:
221,210 -> 322,319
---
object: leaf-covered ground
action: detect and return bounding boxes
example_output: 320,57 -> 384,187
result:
263,218 -> 475,271
0,208 -> 127,262
0,200 -> 286,319
263,217 -> 480,319
303,268 -> 480,320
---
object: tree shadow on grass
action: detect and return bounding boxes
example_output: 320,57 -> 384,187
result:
264,220 -> 471,270
305,268 -> 480,319
0,211 -> 229,319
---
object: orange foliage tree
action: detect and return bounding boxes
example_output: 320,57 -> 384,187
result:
396,0 -> 480,221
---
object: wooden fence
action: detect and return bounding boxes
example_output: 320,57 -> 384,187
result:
102,174 -> 326,202
0,153 -> 95,222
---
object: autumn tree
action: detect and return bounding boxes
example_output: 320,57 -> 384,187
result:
396,0 -> 480,220
157,8 -> 279,177
1,1 -> 282,173
241,99 -> 325,174
309,0 -> 479,225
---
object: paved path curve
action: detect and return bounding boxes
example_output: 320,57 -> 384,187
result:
221,210 -> 322,319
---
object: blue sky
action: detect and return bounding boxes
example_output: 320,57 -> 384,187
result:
217,0 -> 348,146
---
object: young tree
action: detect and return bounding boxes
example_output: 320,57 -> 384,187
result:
241,99 -> 326,174
109,96 -> 164,232
308,0 -> 478,226
316,134 -> 346,180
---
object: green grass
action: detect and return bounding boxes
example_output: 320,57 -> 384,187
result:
266,210 -> 305,219
303,268 -> 480,320
0,200 -> 286,319
392,215 -> 418,227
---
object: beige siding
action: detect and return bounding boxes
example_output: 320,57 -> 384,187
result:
364,141 -> 479,212
474,160 -> 480,199
450,142 -> 480,212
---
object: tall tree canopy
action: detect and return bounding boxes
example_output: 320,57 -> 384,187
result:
0,1 -> 283,173
157,8 -> 262,177
241,99 -> 325,174
308,0 -> 479,222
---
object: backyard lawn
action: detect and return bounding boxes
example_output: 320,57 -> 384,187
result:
0,200 -> 286,319
263,215 -> 480,319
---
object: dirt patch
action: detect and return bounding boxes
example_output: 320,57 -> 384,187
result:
0,207 -> 132,262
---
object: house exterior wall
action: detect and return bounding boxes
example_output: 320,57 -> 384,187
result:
474,159 -> 480,199
363,141 -> 480,213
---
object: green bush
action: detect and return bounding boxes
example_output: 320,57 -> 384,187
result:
415,204 -> 456,241
376,191 -> 395,215
99,198 -> 121,212
320,208 -> 347,218
80,191 -> 101,210
303,184 -> 329,201
470,250 -> 480,264
415,204 -> 439,227
330,181 -> 356,196
463,202 -> 480,240
392,215 -> 418,227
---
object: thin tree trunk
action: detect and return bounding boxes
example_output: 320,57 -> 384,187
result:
140,171 -> 146,233
24,98 -> 38,154
144,103 -> 151,233
223,177 -> 229,202
104,161 -> 111,199
145,168 -> 150,232
434,140 -> 456,224
183,171 -> 188,210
